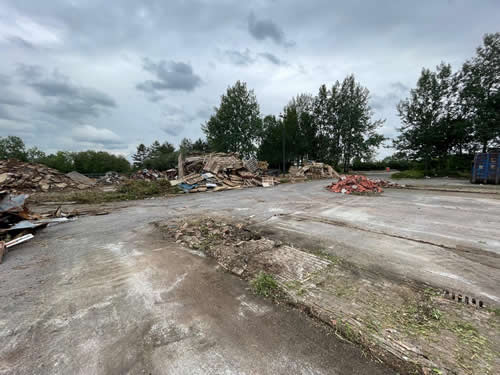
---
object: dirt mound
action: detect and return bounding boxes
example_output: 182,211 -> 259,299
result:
66,171 -> 96,185
0,159 -> 89,193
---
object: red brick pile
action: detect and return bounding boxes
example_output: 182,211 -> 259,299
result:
326,175 -> 385,194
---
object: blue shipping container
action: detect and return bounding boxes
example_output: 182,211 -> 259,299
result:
471,152 -> 500,184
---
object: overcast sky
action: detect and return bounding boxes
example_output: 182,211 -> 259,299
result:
0,1 -> 499,159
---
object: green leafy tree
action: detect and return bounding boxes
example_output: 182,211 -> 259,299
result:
257,115 -> 283,168
0,136 -> 27,161
40,151 -> 74,173
72,151 -> 130,174
394,64 -> 457,169
26,147 -> 46,163
192,138 -> 210,153
337,75 -> 385,171
179,138 -> 194,155
458,32 -> 500,151
202,81 -> 262,158
141,140 -> 177,170
132,143 -> 149,168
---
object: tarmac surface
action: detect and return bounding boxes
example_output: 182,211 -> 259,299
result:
2,178 -> 499,374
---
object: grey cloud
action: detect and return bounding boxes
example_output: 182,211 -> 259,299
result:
224,49 -> 255,66
248,13 -> 294,47
162,124 -> 185,136
15,65 -> 116,122
0,105 -> 19,121
72,125 -> 123,145
258,52 -> 286,66
8,36 -> 36,49
16,64 -> 44,82
390,82 -> 409,93
137,58 -> 202,100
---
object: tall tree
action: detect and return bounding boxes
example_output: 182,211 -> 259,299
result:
179,138 -> 194,155
202,81 -> 262,158
458,32 -> 500,151
132,143 -> 148,168
394,64 -> 455,169
0,136 -> 27,161
336,75 -> 384,171
192,138 -> 210,153
257,115 -> 283,169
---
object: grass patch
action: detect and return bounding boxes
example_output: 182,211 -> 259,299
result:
251,272 -> 279,297
279,178 -> 291,184
391,169 -> 426,179
60,180 -> 179,203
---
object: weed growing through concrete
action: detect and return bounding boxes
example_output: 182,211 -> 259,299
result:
251,272 -> 279,297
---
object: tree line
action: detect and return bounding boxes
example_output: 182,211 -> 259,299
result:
394,32 -> 499,170
132,137 -> 209,170
203,77 -> 385,172
0,136 -> 130,174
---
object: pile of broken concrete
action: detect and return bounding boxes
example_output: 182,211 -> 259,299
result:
176,153 -> 270,193
289,162 -> 340,180
326,174 -> 398,194
131,169 -> 175,181
0,191 -> 74,263
0,159 -> 89,193
160,217 -> 281,278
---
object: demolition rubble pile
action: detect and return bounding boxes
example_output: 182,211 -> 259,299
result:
326,174 -> 399,194
97,171 -> 126,185
0,159 -> 90,193
291,162 -> 341,179
131,168 -> 176,181
176,153 -> 269,193
0,191 -> 74,263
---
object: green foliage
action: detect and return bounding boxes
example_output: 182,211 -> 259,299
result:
40,151 -> 74,173
258,78 -> 384,172
394,63 -> 461,168
26,147 -> 46,163
257,115 -> 283,169
135,140 -> 178,171
251,272 -> 279,297
132,143 -> 148,168
0,136 -> 28,161
391,170 -> 426,179
394,33 -> 500,166
72,151 -> 130,174
61,180 -> 177,203
203,80 -> 262,158
459,32 -> 500,152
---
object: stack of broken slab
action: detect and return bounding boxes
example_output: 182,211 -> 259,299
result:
0,191 -> 74,263
293,162 -> 340,180
0,159 -> 91,193
174,153 -> 269,193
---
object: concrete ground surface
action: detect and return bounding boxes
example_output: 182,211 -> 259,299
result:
2,179 -> 499,374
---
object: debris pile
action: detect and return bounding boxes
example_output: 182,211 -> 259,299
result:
0,191 -> 74,263
176,153 -> 268,193
292,162 -> 340,179
66,171 -> 96,186
0,159 -> 90,193
326,175 -> 397,194
159,217 -> 279,277
97,171 -> 126,185
130,169 -> 175,181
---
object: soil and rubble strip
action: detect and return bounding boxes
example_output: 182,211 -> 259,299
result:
157,216 -> 500,375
